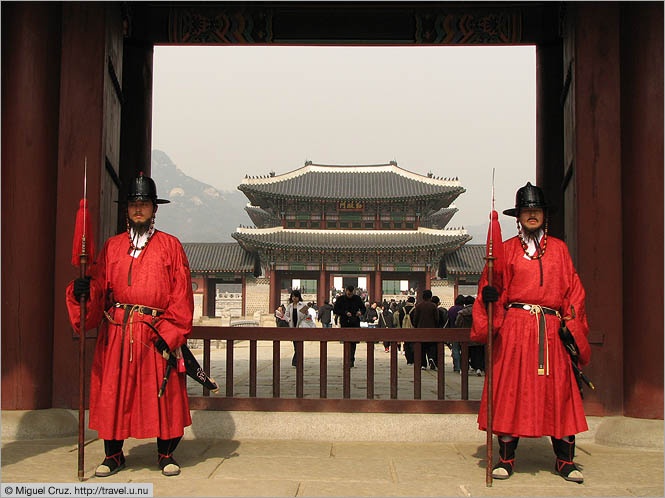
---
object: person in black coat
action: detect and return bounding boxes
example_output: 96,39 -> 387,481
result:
317,300 -> 334,328
333,285 -> 366,367
380,302 -> 394,353
364,302 -> 379,328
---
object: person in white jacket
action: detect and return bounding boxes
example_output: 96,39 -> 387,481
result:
284,290 -> 312,366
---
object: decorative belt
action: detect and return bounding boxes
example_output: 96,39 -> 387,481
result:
105,303 -> 165,364
114,303 -> 164,318
507,303 -> 561,376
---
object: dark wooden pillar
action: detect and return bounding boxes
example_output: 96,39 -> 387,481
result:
620,3 -> 664,419
569,3 -> 623,416
118,37 -> 154,233
536,39 -> 564,239
1,3 -> 62,409
206,278 -> 216,317
51,3 -> 124,409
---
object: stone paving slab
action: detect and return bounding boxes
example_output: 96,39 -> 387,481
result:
331,441 -> 466,459
211,455 -> 393,483
154,478 -> 301,498
297,481 -> 466,497
2,437 -> 662,497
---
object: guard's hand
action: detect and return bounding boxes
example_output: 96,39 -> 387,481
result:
154,337 -> 170,355
481,285 -> 499,303
73,276 -> 91,303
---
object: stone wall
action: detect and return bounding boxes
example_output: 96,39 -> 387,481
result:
431,279 -> 455,308
245,276 -> 270,316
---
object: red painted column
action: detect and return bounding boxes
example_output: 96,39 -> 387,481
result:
1,3 -> 62,409
269,265 -> 277,313
318,266 -> 326,306
241,275 -> 247,318
374,269 -> 382,304
425,265 -> 431,290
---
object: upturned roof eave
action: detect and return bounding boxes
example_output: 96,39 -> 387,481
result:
231,232 -> 471,252
237,185 -> 466,202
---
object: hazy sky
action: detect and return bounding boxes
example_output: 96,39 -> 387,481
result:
152,45 -> 535,235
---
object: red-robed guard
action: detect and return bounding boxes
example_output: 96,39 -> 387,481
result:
472,182 -> 591,483
66,174 -> 194,477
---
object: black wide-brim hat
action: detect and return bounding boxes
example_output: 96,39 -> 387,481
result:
116,173 -> 170,204
503,181 -> 556,217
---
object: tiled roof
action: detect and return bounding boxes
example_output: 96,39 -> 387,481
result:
443,244 -> 486,275
182,242 -> 256,273
421,206 -> 458,229
245,203 -> 280,228
232,227 -> 470,251
239,162 -> 465,202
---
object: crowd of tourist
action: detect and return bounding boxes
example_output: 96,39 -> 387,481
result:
274,288 -> 483,373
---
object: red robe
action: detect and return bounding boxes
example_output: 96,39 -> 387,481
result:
66,230 -> 193,440
471,235 -> 590,439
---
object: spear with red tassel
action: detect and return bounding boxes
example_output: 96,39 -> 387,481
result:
485,169 -> 504,487
72,158 -> 96,481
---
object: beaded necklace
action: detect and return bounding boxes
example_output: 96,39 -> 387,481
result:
517,218 -> 548,259
126,214 -> 156,252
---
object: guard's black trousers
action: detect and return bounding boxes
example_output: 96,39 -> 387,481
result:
104,437 -> 182,457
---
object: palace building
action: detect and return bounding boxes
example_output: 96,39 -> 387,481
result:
232,161 -> 471,311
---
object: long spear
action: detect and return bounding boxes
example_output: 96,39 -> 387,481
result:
78,160 -> 88,481
72,158 -> 95,480
485,169 -> 496,487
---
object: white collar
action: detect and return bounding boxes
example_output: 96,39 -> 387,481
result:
521,228 -> 544,259
129,228 -> 152,258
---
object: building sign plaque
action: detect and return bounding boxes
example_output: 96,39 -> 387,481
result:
338,200 -> 364,211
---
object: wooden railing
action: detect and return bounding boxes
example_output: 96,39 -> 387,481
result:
188,326 -> 481,414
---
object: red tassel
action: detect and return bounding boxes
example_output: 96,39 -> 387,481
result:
71,199 -> 96,266
486,210 -> 505,293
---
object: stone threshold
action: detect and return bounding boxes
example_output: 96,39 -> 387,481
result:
2,409 -> 662,450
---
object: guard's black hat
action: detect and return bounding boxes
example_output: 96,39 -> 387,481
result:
503,182 -> 556,217
120,173 -> 170,204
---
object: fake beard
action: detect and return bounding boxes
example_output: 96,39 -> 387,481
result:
129,217 -> 152,235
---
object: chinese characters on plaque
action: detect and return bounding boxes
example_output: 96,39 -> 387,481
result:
338,200 -> 364,211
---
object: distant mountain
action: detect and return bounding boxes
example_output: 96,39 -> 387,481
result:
151,150 -> 248,242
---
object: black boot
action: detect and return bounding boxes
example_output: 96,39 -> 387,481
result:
157,436 -> 182,476
96,440 -> 126,477
551,436 -> 584,483
492,437 -> 519,479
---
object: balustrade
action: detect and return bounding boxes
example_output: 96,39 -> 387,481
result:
187,326 -> 481,414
